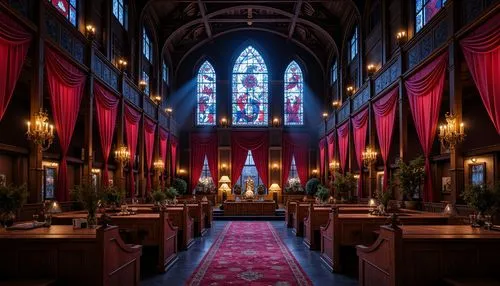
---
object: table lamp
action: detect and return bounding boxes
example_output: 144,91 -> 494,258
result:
219,176 -> 231,184
269,183 -> 281,193
219,183 -> 231,193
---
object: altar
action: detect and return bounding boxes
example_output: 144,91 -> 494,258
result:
223,200 -> 276,216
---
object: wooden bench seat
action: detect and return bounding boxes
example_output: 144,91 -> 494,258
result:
0,280 -> 56,286
442,277 -> 500,286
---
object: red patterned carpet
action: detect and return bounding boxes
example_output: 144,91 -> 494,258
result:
187,222 -> 312,286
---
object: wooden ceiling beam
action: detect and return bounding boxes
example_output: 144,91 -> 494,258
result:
288,0 -> 302,38
197,0 -> 212,38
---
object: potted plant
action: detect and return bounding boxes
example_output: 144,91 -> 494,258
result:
305,178 -> 320,196
315,184 -> 330,204
257,184 -> 266,195
102,185 -> 125,210
332,172 -> 357,202
172,178 -> 188,195
395,156 -> 425,210
150,188 -> 167,211
71,183 -> 101,227
164,187 -> 179,204
233,185 -> 242,195
0,184 -> 28,227
284,178 -> 304,194
461,184 -> 500,224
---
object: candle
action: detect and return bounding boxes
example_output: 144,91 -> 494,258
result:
27,121 -> 31,133
50,125 -> 54,135
460,123 -> 464,134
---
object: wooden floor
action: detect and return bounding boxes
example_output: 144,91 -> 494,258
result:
140,221 -> 358,286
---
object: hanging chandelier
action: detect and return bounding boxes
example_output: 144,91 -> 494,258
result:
114,145 -> 130,164
362,146 -> 377,167
153,159 -> 165,172
26,109 -> 55,151
438,113 -> 465,150
329,161 -> 340,172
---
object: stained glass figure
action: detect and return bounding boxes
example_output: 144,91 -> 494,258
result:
197,61 -> 216,125
232,46 -> 268,126
284,61 -> 304,125
50,0 -> 77,26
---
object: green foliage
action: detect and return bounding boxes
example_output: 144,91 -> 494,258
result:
377,177 -> 395,208
284,178 -> 304,193
332,172 -> 357,199
101,185 -> 125,205
461,184 -> 500,214
150,188 -> 167,203
305,178 -> 321,195
0,184 -> 28,213
164,187 -> 179,200
257,184 -> 266,195
396,156 -> 425,201
315,185 -> 330,202
233,185 -> 242,195
71,183 -> 100,215
172,178 -> 188,195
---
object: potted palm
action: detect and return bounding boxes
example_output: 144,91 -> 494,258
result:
395,156 -> 425,210
0,184 -> 28,227
71,183 -> 101,227
332,172 -> 357,202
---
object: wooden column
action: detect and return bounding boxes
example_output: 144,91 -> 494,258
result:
138,115 -> 145,198
153,122 -> 161,190
368,97 -> 377,199
82,41 -> 95,184
115,96 -> 126,192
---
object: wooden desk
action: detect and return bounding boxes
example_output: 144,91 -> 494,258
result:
223,201 -> 276,216
0,225 -> 142,286
357,225 -> 500,286
320,209 -> 449,272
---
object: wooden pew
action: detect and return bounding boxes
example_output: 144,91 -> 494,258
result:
303,204 -> 331,250
0,225 -> 142,286
165,206 -> 195,250
356,225 -> 500,286
320,208 -> 449,272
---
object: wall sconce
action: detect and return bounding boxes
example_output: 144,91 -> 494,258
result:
117,58 -> 128,71
86,24 -> 96,39
332,101 -> 341,108
329,161 -> 340,172
114,145 -> 130,165
220,117 -> 228,128
138,80 -> 147,92
221,163 -> 228,171
362,146 -> 378,167
470,158 -> 477,163
396,30 -> 407,46
322,112 -> 329,121
91,168 -> 101,174
152,95 -> 162,105
165,107 -> 173,115
153,159 -> 165,172
346,85 -> 355,96
312,169 -> 319,176
178,169 -> 187,175
367,64 -> 376,76
42,161 -> 59,168
272,117 -> 280,127
353,174 -> 360,179
26,109 -> 55,151
272,163 -> 279,170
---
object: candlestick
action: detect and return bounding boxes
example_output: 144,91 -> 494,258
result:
50,125 -> 54,135
460,123 -> 464,134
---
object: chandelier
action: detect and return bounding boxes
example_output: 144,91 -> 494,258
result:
438,113 -> 465,150
26,109 -> 55,151
153,159 -> 165,172
362,147 -> 377,167
114,146 -> 130,164
329,161 -> 340,172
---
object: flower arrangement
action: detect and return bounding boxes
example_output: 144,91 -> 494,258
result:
332,172 -> 357,201
164,187 -> 179,201
71,183 -> 100,226
150,188 -> 167,205
233,185 -> 242,195
257,184 -> 266,195
102,185 -> 125,207
285,177 -> 304,193
396,156 -> 425,201
196,177 -> 216,194
315,185 -> 330,203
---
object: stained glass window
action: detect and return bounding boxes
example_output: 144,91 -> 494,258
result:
162,61 -> 168,84
288,156 -> 299,181
112,0 -> 127,29
349,27 -> 358,62
142,71 -> 150,95
197,61 -> 216,126
50,0 -> 77,26
416,0 -> 447,32
232,46 -> 268,126
284,61 -> 304,125
331,61 -> 338,84
236,151 -> 264,192
143,27 -> 152,62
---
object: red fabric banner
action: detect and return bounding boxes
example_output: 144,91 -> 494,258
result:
144,117 -> 156,194
190,132 -> 218,193
337,122 -> 350,173
405,52 -> 448,202
231,132 -> 269,187
327,132 -> 335,166
373,87 -> 398,191
283,133 -> 310,187
460,13 -> 500,134
318,138 -> 326,182
94,82 -> 119,187
170,136 -> 178,177
124,104 -> 141,197
352,108 -> 369,198
0,12 -> 32,121
45,48 -> 86,201
159,128 -> 169,185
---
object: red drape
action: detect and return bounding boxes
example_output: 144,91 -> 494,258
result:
125,104 -> 141,197
159,128 -> 168,185
0,12 -> 32,121
327,132 -> 335,166
460,13 -> 500,134
231,132 -> 269,187
94,82 -> 119,186
144,117 -> 156,194
190,132 -> 218,192
45,48 -> 86,201
337,122 -> 350,173
352,108 -> 369,198
170,136 -> 178,177
405,52 -> 448,202
318,138 -> 326,181
283,133 -> 310,186
373,87 -> 398,191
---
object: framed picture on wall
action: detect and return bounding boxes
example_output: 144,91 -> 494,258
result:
470,163 -> 486,186
43,167 -> 57,200
376,172 -> 384,193
441,177 -> 451,193
0,174 -> 6,187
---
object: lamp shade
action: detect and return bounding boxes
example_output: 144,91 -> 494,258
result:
269,183 -> 281,192
219,175 -> 231,183
219,183 -> 231,192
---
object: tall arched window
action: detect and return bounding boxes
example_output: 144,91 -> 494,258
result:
232,46 -> 269,126
197,61 -> 216,126
284,61 -> 304,125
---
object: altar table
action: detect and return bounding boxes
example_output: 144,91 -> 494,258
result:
223,200 -> 276,216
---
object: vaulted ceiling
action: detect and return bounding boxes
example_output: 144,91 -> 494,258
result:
142,0 -> 362,74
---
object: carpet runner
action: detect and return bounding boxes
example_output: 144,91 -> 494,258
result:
187,222 -> 312,286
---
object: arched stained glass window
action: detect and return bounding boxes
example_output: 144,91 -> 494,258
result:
197,61 -> 216,125
284,61 -> 304,125
232,46 -> 269,126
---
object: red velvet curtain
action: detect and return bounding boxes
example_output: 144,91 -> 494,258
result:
45,48 -> 86,201
337,122 -> 350,173
327,132 -> 335,166
231,132 -> 269,187
318,138 -> 326,181
352,108 -> 369,198
159,128 -> 168,185
0,12 -> 31,121
124,104 -> 141,197
405,52 -> 448,202
94,82 -> 119,186
144,117 -> 156,194
170,136 -> 178,177
460,13 -> 500,134
190,132 -> 218,192
373,87 -> 398,191
283,133 -> 310,186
